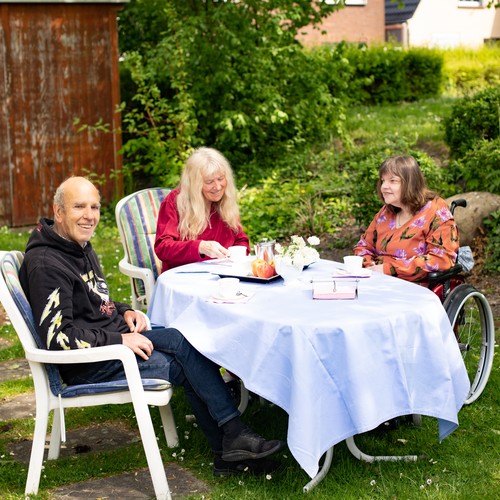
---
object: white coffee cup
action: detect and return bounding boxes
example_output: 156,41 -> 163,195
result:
218,277 -> 240,298
343,255 -> 363,273
227,245 -> 247,262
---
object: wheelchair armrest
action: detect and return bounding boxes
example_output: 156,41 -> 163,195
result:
427,264 -> 463,286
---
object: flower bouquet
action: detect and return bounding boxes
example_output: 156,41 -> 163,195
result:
274,235 -> 320,285
275,235 -> 320,267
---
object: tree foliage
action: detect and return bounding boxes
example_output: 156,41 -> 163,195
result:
117,0 -> 345,189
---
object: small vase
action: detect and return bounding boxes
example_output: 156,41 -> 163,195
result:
275,256 -> 304,286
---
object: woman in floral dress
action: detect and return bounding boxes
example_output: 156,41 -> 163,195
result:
353,155 -> 459,284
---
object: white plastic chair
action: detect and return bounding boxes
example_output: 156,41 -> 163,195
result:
115,188 -> 171,310
0,250 -> 179,499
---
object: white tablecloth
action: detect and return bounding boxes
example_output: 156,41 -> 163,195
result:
148,259 -> 469,478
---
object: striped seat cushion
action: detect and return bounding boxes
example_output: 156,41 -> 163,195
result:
117,188 -> 170,299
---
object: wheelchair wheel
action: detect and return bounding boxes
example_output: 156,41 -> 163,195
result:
443,284 -> 495,405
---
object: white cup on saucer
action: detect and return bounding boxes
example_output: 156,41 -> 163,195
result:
227,245 -> 247,262
218,277 -> 240,299
343,255 -> 363,274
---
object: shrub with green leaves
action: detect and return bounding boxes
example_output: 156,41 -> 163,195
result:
443,85 -> 500,159
238,149 -> 351,244
118,0 -> 346,189
483,209 -> 500,273
451,137 -> 500,194
340,45 -> 443,105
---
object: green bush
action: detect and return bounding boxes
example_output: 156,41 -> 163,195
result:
443,85 -> 500,159
238,149 -> 351,244
341,45 -> 443,105
117,0 -> 346,189
451,137 -> 500,194
483,209 -> 500,273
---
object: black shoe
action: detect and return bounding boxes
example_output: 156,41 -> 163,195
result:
222,427 -> 286,462
213,456 -> 282,477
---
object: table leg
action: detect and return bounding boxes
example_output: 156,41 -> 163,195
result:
302,447 -> 334,493
345,436 -> 418,463
302,436 -> 419,494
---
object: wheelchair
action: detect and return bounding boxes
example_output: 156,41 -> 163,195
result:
428,199 -> 495,405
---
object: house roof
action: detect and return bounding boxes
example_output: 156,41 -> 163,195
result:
385,0 -> 420,25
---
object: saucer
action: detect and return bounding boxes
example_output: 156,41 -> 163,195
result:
211,292 -> 247,303
332,268 -> 372,278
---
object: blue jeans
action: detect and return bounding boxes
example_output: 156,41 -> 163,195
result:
63,328 -> 240,453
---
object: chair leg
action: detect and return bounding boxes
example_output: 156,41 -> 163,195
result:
25,401 -> 51,495
159,404 -> 179,448
238,382 -> 250,414
133,400 -> 172,500
47,408 -> 62,460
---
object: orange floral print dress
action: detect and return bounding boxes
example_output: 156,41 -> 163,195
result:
353,197 -> 459,283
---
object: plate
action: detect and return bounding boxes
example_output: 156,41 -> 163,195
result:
214,272 -> 282,283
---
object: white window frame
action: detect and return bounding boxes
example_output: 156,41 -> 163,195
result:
458,0 -> 485,8
324,1 -> 368,5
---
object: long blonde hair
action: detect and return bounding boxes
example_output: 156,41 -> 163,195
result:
177,147 -> 241,240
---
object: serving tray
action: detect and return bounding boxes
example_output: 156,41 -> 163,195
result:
214,271 -> 282,284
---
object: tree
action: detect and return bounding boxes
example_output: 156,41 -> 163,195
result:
117,0 -> 348,188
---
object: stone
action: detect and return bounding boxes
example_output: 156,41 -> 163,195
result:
446,192 -> 500,247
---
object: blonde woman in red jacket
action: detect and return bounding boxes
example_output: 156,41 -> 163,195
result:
155,147 -> 250,273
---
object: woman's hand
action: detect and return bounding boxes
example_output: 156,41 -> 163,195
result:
199,240 -> 229,259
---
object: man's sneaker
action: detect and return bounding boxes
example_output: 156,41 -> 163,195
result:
222,426 -> 285,462
213,456 -> 282,477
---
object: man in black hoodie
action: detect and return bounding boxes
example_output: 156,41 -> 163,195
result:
20,176 -> 284,476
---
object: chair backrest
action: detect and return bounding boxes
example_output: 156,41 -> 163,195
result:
115,188 -> 170,300
0,250 -> 66,395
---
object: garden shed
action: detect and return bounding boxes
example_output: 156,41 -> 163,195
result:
0,0 -> 127,227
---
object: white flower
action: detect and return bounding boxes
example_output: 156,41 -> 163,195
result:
275,235 -> 321,266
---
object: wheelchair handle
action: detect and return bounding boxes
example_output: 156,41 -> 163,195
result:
450,198 -> 466,215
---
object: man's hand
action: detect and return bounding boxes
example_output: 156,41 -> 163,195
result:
121,332 -> 154,360
199,240 -> 229,259
123,310 -> 148,333
370,264 -> 385,273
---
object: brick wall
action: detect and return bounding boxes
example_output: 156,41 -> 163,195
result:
297,0 -> 385,46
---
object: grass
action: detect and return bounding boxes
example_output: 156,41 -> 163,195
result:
0,98 -> 499,499
345,97 -> 457,146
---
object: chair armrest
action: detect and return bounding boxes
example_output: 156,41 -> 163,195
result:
118,257 -> 156,301
427,264 -> 464,286
24,343 -> 137,365
136,309 -> 152,330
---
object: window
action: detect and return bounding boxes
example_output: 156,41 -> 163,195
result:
324,1 -> 368,5
458,0 -> 485,7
